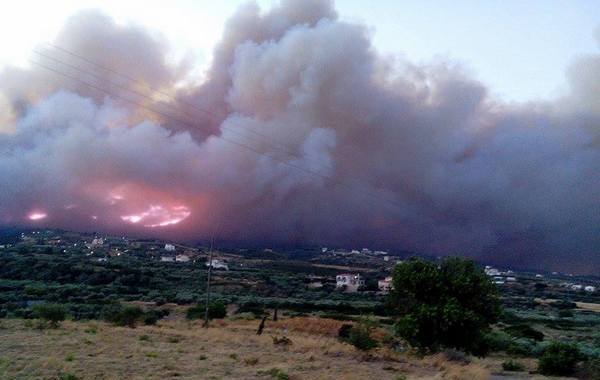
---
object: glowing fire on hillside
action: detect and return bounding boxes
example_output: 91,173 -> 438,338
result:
28,212 -> 47,221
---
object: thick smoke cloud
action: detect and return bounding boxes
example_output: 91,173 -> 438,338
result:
0,0 -> 598,273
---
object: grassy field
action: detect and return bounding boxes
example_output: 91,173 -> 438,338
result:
0,313 -> 577,380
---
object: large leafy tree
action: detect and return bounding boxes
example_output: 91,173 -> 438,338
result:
389,257 -> 500,355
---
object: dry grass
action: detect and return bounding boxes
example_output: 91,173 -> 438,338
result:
575,301 -> 600,313
0,316 -> 560,380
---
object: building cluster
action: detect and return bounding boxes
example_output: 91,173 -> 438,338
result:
322,247 -> 388,257
484,266 -> 517,285
335,273 -> 365,292
560,283 -> 596,293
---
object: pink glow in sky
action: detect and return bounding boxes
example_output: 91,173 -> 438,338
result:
28,212 -> 48,221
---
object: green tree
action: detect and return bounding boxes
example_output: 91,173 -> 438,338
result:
538,342 -> 582,376
104,304 -> 144,328
186,301 -> 227,320
33,303 -> 67,328
389,257 -> 500,355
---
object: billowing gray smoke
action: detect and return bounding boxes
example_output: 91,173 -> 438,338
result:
0,0 -> 598,273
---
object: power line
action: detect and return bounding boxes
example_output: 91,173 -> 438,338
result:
29,57 -> 406,211
42,43 -> 301,158
33,48 -> 303,160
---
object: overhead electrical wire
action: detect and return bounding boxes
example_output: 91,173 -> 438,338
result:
29,48 -> 406,211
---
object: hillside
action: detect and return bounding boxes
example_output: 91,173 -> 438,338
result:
0,312 -> 573,380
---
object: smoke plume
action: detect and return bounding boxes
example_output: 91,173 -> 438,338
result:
0,0 -> 598,273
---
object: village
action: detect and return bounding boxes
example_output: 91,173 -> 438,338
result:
2,229 -> 597,298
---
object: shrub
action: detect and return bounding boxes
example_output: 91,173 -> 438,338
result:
58,373 -> 79,380
238,301 -> 265,316
186,301 -> 227,320
483,331 -> 511,352
347,317 -> 378,351
502,360 -> 525,371
104,304 -> 144,328
263,368 -> 289,380
143,311 -> 159,325
244,357 -> 259,366
186,304 -> 204,320
32,303 -> 67,328
390,257 -> 500,355
580,358 -> 600,380
504,324 -> 544,341
338,323 -> 353,339
272,336 -> 292,346
538,342 -> 582,376
208,301 -> 227,319
558,309 -> 573,318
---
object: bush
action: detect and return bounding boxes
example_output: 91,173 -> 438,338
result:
390,257 -> 500,355
187,301 -> 227,320
502,360 -> 525,371
581,358 -> 600,380
338,324 -> 353,339
558,309 -> 573,318
347,317 -> 378,351
103,304 -> 144,328
538,342 -> 582,376
58,373 -> 79,380
208,301 -> 227,319
32,303 -> 67,328
504,324 -> 544,341
263,368 -> 289,380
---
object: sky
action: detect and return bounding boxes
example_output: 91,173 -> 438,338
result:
0,0 -> 598,102
0,0 -> 598,274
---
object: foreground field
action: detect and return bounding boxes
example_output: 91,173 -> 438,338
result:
0,314 -> 574,380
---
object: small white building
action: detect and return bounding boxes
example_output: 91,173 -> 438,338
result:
584,286 -> 596,293
164,244 -> 176,252
378,276 -> 393,293
206,259 -> 228,270
91,238 -> 104,247
175,254 -> 190,263
485,266 -> 501,276
336,273 -> 364,292
506,277 -> 517,282
160,256 -> 175,262
571,284 -> 583,291
307,281 -> 324,289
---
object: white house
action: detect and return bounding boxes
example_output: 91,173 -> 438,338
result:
485,266 -> 501,276
206,259 -> 228,270
378,276 -> 393,293
175,254 -> 190,263
160,256 -> 175,262
506,277 -> 517,282
336,274 -> 364,292
571,284 -> 583,291
584,286 -> 596,293
91,238 -> 104,247
164,244 -> 176,252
